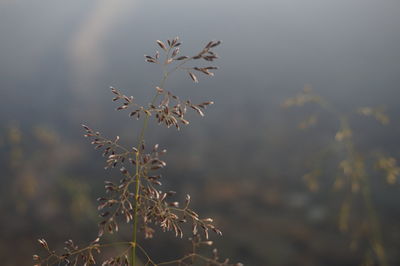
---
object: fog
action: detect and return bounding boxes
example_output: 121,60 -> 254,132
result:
2,0 -> 400,112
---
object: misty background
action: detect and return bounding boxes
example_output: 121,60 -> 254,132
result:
1,0 -> 400,265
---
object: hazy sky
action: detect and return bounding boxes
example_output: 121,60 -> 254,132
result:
1,0 -> 400,123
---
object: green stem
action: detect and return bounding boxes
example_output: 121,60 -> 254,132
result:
315,97 -> 388,265
340,119 -> 388,266
130,63 -> 169,266
131,151 -> 140,266
361,173 -> 388,266
130,48 -> 193,265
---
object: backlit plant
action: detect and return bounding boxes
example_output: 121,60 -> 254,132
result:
34,37 -> 242,266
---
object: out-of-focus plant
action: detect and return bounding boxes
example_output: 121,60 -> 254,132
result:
34,37 -> 242,266
284,86 -> 398,266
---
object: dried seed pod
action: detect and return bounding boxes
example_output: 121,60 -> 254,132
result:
190,105 -> 204,116
171,36 -> 179,47
185,194 -> 191,207
110,87 -> 119,95
180,118 -> 189,125
120,167 -> 128,175
168,202 -> 179,207
188,72 -> 198,83
176,56 -> 189,60
146,58 -> 157,63
38,239 -> 49,250
205,41 -> 213,49
171,47 -> 180,58
211,40 -> 221,47
116,105 -> 129,110
156,40 -> 167,51
152,144 -> 159,151
164,190 -> 175,197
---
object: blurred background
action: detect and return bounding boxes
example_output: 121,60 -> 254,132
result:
1,0 -> 400,265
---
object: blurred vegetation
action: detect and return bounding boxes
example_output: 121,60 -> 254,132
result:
1,84 -> 400,265
284,87 -> 399,266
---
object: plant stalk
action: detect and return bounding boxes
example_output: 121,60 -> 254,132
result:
130,47 -> 191,265
130,72 -> 168,266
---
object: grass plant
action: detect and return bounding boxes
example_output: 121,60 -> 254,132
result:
284,86 -> 399,266
34,37 -> 242,266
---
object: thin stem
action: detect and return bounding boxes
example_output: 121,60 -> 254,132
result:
131,46 -> 188,265
41,241 -> 132,266
361,173 -> 388,266
338,113 -> 388,266
156,253 -> 226,266
130,43 -> 194,265
136,243 -> 157,265
156,254 -> 195,266
308,93 -> 388,265
131,151 -> 140,266
131,73 -> 168,266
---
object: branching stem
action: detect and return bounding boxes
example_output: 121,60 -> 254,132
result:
131,47 -> 192,266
